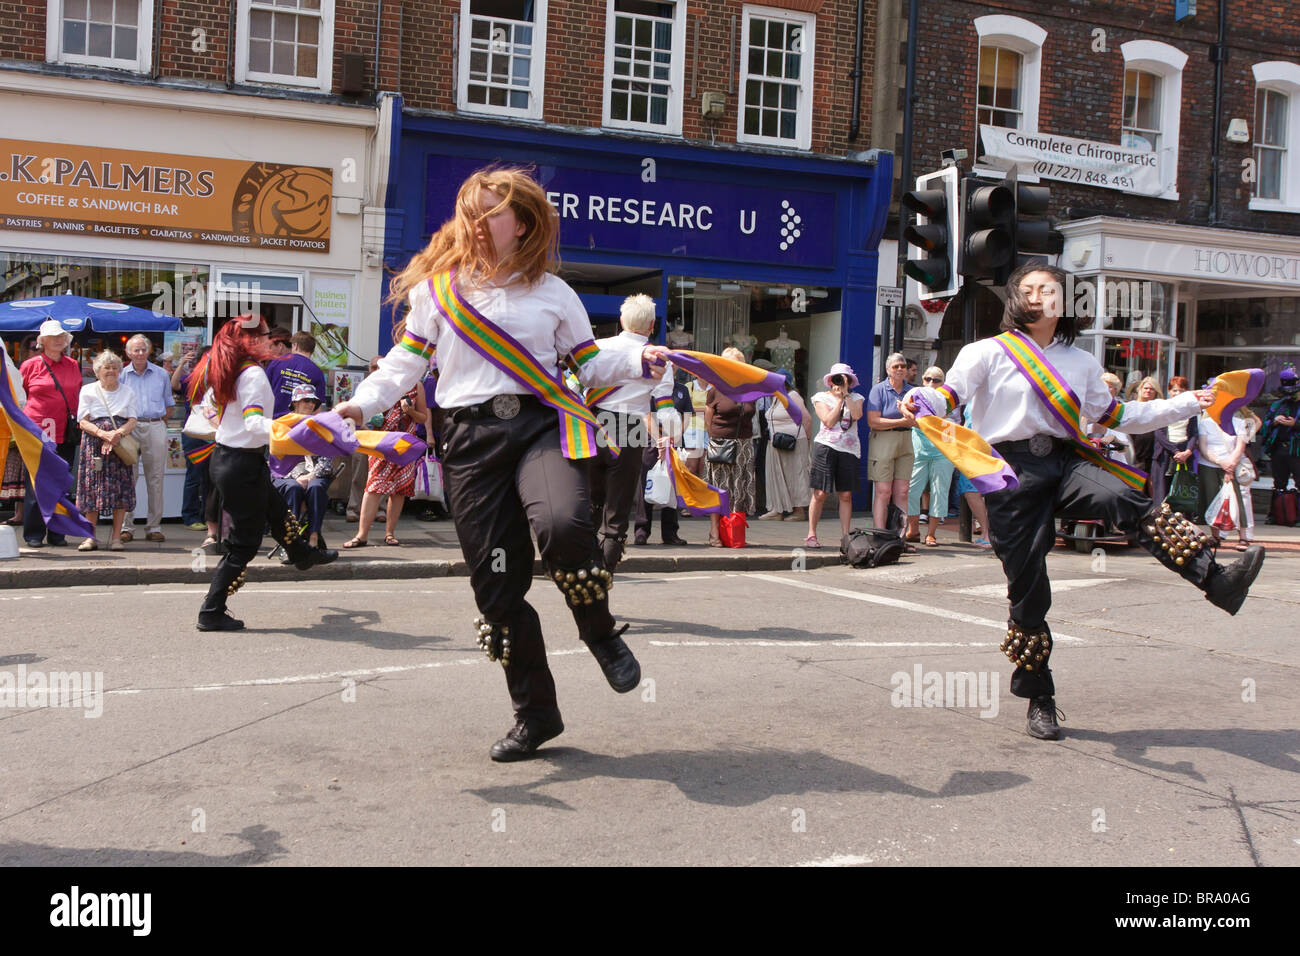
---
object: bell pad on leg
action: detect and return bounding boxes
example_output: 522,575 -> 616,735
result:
1000,623 -> 1053,671
551,563 -> 614,607
473,616 -> 512,666
1145,503 -> 1212,569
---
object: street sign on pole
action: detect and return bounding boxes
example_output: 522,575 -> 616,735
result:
877,286 -> 904,309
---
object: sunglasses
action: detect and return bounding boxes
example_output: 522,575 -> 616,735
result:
922,376 -> 943,384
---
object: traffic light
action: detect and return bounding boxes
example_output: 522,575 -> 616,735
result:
960,175 -> 1015,284
1005,167 -> 1065,259
901,167 -> 959,300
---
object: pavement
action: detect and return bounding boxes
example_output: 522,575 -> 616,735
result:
3,508 -> 1299,590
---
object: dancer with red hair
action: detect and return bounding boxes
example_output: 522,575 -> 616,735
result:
190,315 -> 337,631
336,166 -> 668,761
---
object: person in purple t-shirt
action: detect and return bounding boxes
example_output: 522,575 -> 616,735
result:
268,331 -> 328,418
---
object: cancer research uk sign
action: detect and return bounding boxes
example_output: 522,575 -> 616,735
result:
425,157 -> 837,268
979,126 -> 1169,199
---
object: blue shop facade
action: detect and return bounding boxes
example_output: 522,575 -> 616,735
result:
383,110 -> 893,413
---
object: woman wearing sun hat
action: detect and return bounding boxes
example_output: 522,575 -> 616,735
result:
18,319 -> 83,548
804,361 -> 865,548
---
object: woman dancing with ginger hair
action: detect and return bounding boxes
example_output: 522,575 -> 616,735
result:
335,167 -> 667,761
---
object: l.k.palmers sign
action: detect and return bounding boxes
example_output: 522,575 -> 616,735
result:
0,139 -> 332,252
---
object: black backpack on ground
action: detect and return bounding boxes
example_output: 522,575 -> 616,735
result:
840,504 -> 906,569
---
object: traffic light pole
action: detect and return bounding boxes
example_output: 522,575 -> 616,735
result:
958,274 -> 975,543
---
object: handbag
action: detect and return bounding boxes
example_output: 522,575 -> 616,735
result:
96,383 -> 140,466
411,451 -> 445,504
183,402 -> 219,440
771,431 -> 797,451
706,399 -> 742,464
1164,463 -> 1198,515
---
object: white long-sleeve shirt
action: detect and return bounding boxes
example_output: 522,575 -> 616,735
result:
353,273 -> 649,418
591,331 -> 674,415
209,365 -> 274,449
916,336 -> 1200,445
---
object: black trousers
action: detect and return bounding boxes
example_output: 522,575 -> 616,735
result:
23,436 -> 78,545
984,445 -> 1212,700
588,410 -> 648,569
200,445 -> 299,617
443,403 -> 613,722
634,441 -> 680,541
1272,448 -> 1300,493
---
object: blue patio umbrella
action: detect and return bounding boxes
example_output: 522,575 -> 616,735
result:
0,293 -> 181,333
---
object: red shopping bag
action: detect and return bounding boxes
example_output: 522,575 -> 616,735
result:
719,511 -> 748,548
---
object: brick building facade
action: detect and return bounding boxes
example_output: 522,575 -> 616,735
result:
878,0 -> 1300,391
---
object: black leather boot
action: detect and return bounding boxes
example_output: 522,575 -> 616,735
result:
583,623 -> 641,693
489,714 -> 565,762
1138,504 -> 1264,615
1026,696 -> 1065,740
282,537 -> 339,571
197,559 -> 248,631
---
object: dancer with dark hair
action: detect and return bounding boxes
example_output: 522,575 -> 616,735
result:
335,166 -> 668,762
904,263 -> 1265,741
190,315 -> 338,632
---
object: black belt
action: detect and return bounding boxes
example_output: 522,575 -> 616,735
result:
448,394 -> 540,424
995,435 -> 1069,458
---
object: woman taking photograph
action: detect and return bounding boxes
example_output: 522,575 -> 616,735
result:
188,315 -> 337,632
75,351 -> 138,551
334,166 -> 667,762
19,320 -> 83,548
804,362 -> 865,548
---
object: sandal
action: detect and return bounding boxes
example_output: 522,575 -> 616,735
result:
4,515 -> 22,525
342,536 -> 368,549
924,535 -> 939,547
384,535 -> 401,546
803,534 -> 821,550
709,536 -> 723,548
1235,542 -> 1250,552
902,543 -> 918,554
904,534 -> 921,543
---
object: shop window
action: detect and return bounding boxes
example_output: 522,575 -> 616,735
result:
973,15 -> 1045,135
1196,295 -> 1300,349
737,7 -> 814,151
1251,62 -> 1300,211
603,0 -> 685,136
458,0 -> 548,120
1122,70 -> 1161,154
236,0 -> 335,93
46,0 -> 154,73
1119,41 -> 1185,201
1094,278 -> 1172,335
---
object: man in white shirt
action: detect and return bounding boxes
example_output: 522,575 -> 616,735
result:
587,294 -> 675,569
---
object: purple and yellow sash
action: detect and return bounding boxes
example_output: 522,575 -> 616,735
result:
429,271 -> 616,459
665,446 -> 730,514
994,330 -> 1148,490
0,365 -> 95,539
269,410 -> 426,474
666,350 -> 803,429
911,392 -> 1019,493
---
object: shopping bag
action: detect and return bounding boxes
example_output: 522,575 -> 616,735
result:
1207,479 -> 1239,532
411,453 -> 445,504
644,459 -> 674,507
1164,463 -> 1198,515
719,511 -> 748,548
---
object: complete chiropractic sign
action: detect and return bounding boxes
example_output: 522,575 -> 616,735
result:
0,139 -> 332,251
979,126 -> 1168,199
425,156 -> 837,267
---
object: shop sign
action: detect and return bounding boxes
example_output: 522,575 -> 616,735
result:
1117,338 -> 1159,360
0,139 -> 332,252
979,126 -> 1168,198
1102,236 -> 1300,287
425,156 -> 837,268
309,274 -> 352,368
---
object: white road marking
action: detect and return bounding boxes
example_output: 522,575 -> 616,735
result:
750,573 -> 1085,643
952,578 -> 1122,598
796,854 -> 875,867
647,639 -> 1047,648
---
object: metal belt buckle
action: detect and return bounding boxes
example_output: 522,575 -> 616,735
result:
491,395 -> 521,420
1028,434 -> 1054,457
